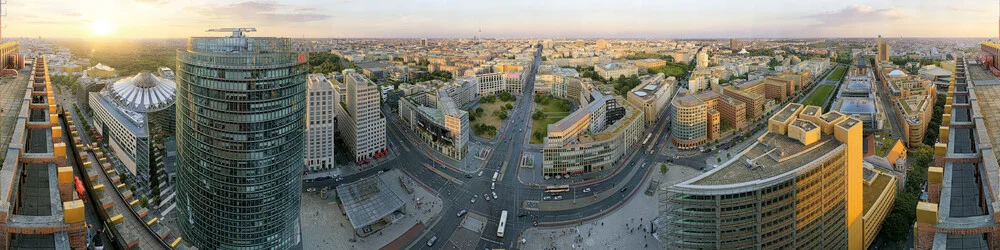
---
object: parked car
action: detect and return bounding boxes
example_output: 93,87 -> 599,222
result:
457,209 -> 467,217
492,192 -> 498,199
553,195 -> 563,200
582,188 -> 591,193
484,193 -> 491,201
427,236 -> 438,247
542,196 -> 552,201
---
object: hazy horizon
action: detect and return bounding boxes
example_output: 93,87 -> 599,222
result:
7,0 -> 1000,39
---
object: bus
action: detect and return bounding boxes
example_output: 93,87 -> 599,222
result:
642,133 -> 652,145
497,210 -> 508,238
545,185 -> 570,193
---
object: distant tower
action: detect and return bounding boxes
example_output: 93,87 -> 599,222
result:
420,38 -> 427,46
876,35 -> 890,61
730,38 -> 739,49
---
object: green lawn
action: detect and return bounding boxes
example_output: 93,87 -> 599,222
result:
826,67 -> 847,82
470,100 -> 512,139
802,84 -> 834,107
529,100 -> 573,144
863,174 -> 892,211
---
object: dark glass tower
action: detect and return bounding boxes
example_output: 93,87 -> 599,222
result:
175,28 -> 306,249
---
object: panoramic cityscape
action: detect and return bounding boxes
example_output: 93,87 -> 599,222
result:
0,0 -> 997,249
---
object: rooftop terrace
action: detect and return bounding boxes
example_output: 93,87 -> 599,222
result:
691,132 -> 843,186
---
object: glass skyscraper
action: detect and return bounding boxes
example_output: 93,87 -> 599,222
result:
175,28 -> 306,249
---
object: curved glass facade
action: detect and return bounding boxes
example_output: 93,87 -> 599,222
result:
175,34 -> 306,249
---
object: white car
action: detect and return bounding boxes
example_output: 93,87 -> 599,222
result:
484,193 -> 491,201
471,195 -> 477,203
492,192 -> 498,199
583,188 -> 591,193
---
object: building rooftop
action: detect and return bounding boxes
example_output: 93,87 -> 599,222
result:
107,71 -> 176,113
773,103 -> 803,123
580,97 -> 641,143
690,132 -> 844,186
336,176 -> 406,230
862,171 -> 892,212
837,97 -> 877,114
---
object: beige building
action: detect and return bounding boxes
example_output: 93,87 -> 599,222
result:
634,58 -> 666,71
670,90 -> 709,149
626,73 -> 676,125
306,74 -> 337,171
335,70 -> 388,163
595,62 -> 638,80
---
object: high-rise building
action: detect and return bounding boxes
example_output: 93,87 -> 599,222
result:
660,103 -> 864,249
335,69 -> 388,163
175,28 -> 306,249
696,50 -> 709,69
730,38 -> 739,49
876,35 -> 890,61
420,38 -> 428,46
89,71 -> 177,198
306,74 -> 337,171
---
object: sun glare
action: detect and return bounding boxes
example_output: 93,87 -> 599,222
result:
91,20 -> 114,36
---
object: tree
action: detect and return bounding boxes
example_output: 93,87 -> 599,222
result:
532,110 -> 544,120
660,164 -> 668,174
533,131 -> 544,141
498,112 -> 508,120
476,107 -> 484,114
717,157 -> 722,163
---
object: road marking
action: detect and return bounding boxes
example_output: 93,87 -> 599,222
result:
480,237 -> 503,245
423,163 -> 463,186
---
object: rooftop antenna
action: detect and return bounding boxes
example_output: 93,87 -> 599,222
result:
206,28 -> 256,38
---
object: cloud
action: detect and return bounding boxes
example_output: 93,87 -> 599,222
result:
191,1 -> 332,23
133,0 -> 169,4
948,7 -> 988,14
805,4 -> 906,26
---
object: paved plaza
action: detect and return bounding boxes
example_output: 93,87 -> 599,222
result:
519,164 -> 702,250
300,170 -> 444,250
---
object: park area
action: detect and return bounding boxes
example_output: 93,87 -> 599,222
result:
530,94 -> 573,144
469,93 -> 517,139
802,84 -> 835,107
826,67 -> 847,82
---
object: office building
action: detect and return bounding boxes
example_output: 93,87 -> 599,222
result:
633,58 -> 666,71
911,56 -> 1000,249
696,50 -> 709,69
730,38 -> 739,49
420,38 -> 427,46
670,90 -> 709,149
175,28 -> 305,249
876,35 -> 890,61
398,89 -> 470,160
660,103 -> 865,249
306,74 -> 337,171
626,73 -> 676,125
89,71 -> 177,197
595,62 -> 638,80
335,69 -> 388,164
475,71 -> 527,96
0,56 -> 88,249
543,90 -> 642,176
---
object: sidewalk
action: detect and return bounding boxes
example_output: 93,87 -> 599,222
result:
519,164 -> 703,249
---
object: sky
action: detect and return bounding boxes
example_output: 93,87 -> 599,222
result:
6,0 -> 1000,39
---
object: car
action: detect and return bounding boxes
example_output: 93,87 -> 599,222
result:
471,195 -> 477,203
336,177 -> 343,181
491,182 -> 495,190
619,187 -> 628,193
583,188 -> 591,193
484,193 -> 491,201
478,171 -> 483,177
518,213 -> 528,218
457,209 -> 467,217
492,192 -> 498,199
377,170 -> 384,174
553,195 -> 563,200
306,188 -> 316,192
465,173 -> 473,178
304,179 -> 315,183
427,236 -> 438,247
542,196 -> 552,201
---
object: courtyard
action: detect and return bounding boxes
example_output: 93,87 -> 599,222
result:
529,94 -> 573,144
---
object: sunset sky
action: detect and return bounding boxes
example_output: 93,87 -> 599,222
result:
7,0 -> 1000,39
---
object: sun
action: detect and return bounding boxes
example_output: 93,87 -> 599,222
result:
91,20 -> 114,36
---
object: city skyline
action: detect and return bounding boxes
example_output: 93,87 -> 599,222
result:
6,0 -> 1000,39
